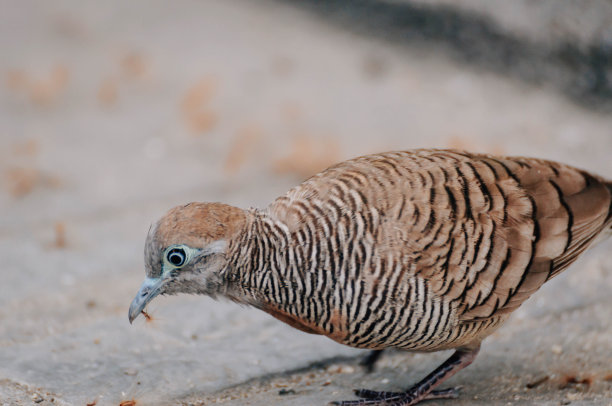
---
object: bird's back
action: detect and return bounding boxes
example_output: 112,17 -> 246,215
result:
265,149 -> 611,351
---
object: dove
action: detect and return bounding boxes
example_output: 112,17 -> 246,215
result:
129,149 -> 611,405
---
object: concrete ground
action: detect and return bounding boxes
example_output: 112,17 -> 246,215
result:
1,1 -> 611,405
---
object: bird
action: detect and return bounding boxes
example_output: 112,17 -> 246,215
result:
128,149 -> 612,405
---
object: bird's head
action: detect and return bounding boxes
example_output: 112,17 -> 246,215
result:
128,202 -> 246,323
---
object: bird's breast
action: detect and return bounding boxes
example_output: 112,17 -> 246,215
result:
260,303 -> 351,344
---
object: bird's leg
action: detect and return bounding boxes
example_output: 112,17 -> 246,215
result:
359,350 -> 384,372
331,346 -> 479,406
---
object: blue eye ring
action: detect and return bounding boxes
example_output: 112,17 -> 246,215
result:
166,247 -> 187,267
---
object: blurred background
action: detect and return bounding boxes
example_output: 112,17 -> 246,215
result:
1,1 -> 611,405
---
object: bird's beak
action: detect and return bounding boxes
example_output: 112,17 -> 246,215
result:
128,276 -> 166,324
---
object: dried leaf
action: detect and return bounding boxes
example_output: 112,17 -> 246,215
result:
181,78 -> 216,115
13,139 -> 38,156
30,65 -> 70,106
224,125 -> 264,175
180,77 -> 218,135
558,374 -> 592,390
273,136 -> 340,178
4,167 -> 40,197
121,52 -> 148,79
98,78 -> 118,107
5,70 -> 29,91
185,110 -> 217,134
54,222 -> 67,248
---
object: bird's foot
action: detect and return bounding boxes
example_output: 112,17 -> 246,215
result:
329,387 -> 461,406
330,348 -> 477,405
355,386 -> 461,401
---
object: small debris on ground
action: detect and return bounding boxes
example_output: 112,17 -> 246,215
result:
558,374 -> 592,390
551,345 -> 563,355
54,222 -> 67,248
526,375 -> 549,389
141,310 -> 153,322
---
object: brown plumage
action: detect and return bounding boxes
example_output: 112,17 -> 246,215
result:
128,149 -> 612,405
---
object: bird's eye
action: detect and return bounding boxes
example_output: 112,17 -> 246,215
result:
166,247 -> 187,267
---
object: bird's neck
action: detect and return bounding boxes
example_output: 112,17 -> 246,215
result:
220,209 -> 346,339
221,209 -> 299,310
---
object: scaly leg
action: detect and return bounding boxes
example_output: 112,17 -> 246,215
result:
353,387 -> 461,401
331,346 -> 479,406
360,350 -> 384,373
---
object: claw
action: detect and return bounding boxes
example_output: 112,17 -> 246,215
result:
353,387 -> 461,401
424,386 -> 462,400
355,388 -> 402,399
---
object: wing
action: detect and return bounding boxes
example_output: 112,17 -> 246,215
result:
401,150 -> 611,322
267,149 -> 611,324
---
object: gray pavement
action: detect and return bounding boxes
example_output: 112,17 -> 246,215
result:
1,1 -> 611,405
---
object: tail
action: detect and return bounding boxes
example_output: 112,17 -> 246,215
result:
600,181 -> 612,243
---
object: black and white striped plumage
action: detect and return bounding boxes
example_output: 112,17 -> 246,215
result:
129,149 -> 612,406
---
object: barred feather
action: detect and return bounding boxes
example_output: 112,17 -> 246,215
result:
149,149 -> 612,352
